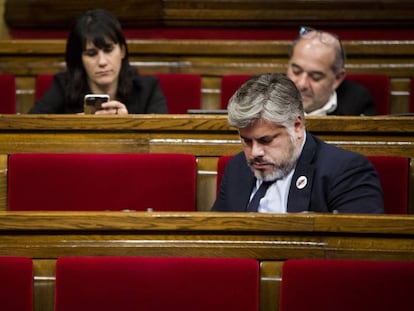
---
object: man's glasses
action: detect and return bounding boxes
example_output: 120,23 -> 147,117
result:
299,26 -> 339,46
298,26 -> 346,70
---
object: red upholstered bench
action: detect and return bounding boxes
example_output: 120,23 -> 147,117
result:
220,74 -> 253,109
8,153 -> 197,211
367,155 -> 409,214
346,74 -> 391,115
0,256 -> 33,311
55,256 -> 259,311
279,259 -> 414,311
0,73 -> 16,114
153,73 -> 202,113
34,74 -> 54,102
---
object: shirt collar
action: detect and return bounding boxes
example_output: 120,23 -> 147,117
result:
305,91 -> 337,116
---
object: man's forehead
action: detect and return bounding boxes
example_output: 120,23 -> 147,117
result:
239,120 -> 285,135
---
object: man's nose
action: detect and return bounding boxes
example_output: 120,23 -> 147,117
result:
295,73 -> 310,90
251,141 -> 265,157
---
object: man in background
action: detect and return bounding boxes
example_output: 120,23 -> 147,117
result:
287,26 -> 376,116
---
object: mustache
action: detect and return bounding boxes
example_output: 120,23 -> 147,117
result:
249,157 -> 275,166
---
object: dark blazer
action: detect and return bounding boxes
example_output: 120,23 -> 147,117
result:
29,71 -> 168,114
330,79 -> 376,116
212,132 -> 384,214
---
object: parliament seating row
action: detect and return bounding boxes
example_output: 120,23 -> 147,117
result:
34,73 -> 203,114
217,155 -> 410,214
5,152 -> 411,214
2,256 -> 414,311
220,73 -> 392,115
2,73 -> 414,115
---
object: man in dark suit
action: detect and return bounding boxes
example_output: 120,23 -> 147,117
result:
211,73 -> 383,213
286,26 -> 375,116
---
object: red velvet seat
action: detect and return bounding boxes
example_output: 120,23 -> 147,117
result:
153,73 -> 202,113
216,155 -> 409,214
0,256 -> 33,311
367,155 -> 409,214
34,74 -> 54,101
54,256 -> 259,311
0,73 -> 17,114
220,74 -> 253,109
279,259 -> 414,311
8,153 -> 197,211
346,74 -> 391,115
216,154 -> 233,193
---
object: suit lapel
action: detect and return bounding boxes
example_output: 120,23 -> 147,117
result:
236,155 -> 256,212
287,132 -> 316,212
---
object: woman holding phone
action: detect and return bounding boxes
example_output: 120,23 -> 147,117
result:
29,9 -> 168,114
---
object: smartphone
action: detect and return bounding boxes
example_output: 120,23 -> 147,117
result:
84,94 -> 110,114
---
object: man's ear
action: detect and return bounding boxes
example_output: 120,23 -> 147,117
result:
333,69 -> 346,90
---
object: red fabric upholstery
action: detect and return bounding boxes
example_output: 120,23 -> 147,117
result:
367,155 -> 409,214
153,73 -> 202,113
8,153 -> 197,211
279,259 -> 414,311
55,256 -> 259,311
0,257 -> 33,311
220,74 -> 253,109
216,155 -> 233,193
0,73 -> 16,114
35,74 -> 54,101
346,74 -> 391,115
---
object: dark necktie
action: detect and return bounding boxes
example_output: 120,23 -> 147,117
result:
246,180 -> 275,212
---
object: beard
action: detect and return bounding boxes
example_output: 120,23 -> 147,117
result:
248,135 -> 302,182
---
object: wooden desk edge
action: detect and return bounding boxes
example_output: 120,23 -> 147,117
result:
0,211 -> 413,235
0,115 -> 413,132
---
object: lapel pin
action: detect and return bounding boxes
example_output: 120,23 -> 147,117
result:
296,176 -> 307,190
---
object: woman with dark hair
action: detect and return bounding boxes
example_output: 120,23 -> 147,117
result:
29,9 -> 167,114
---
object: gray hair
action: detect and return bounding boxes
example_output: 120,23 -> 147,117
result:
227,73 -> 305,129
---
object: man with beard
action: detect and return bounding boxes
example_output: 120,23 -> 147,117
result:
211,73 -> 383,213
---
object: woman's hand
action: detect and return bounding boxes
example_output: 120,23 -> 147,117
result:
96,101 -> 128,115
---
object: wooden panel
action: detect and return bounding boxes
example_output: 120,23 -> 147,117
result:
1,212 -> 411,311
5,0 -> 162,28
5,0 -> 414,28
260,261 -> 283,311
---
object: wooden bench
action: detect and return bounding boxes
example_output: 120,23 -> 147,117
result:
0,211 -> 413,311
0,39 -> 413,114
5,0 -> 414,31
0,115 -> 412,212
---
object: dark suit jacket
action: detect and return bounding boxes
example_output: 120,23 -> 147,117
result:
29,71 -> 168,114
330,79 -> 376,116
212,132 -> 384,213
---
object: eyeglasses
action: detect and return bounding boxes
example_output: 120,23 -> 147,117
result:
298,26 -> 346,70
299,26 -> 339,46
